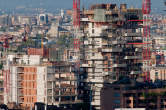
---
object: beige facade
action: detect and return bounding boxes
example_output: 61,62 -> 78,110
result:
150,67 -> 166,82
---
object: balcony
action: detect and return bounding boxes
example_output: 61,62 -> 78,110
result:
80,18 -> 90,22
18,97 -> 24,103
84,40 -> 96,45
135,48 -> 142,52
47,83 -> 52,89
58,100 -> 82,105
91,56 -> 103,60
17,67 -> 24,73
90,79 -> 104,83
112,64 -> 127,68
102,48 -> 122,52
124,32 -> 142,37
108,33 -> 117,38
124,56 -> 142,59
88,73 -> 104,77
91,100 -> 101,106
112,40 -> 126,44
17,75 -> 24,81
103,72 -> 113,75
17,82 -> 23,88
47,76 -> 55,81
81,64 -> 95,68
130,71 -> 142,75
84,40 -> 89,45
102,41 -> 109,45
18,91 -> 23,97
86,55 -> 104,60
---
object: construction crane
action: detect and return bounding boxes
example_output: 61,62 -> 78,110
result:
142,0 -> 151,81
127,0 -> 151,81
73,0 -> 80,28
73,0 -> 81,51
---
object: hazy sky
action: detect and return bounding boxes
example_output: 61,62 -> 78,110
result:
0,0 -> 165,13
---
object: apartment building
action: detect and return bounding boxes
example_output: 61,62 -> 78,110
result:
3,54 -> 82,109
101,78 -> 166,110
80,4 -> 143,109
46,62 -> 82,106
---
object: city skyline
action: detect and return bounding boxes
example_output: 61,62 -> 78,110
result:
0,0 -> 165,13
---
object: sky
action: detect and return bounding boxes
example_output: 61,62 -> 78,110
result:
0,0 -> 165,13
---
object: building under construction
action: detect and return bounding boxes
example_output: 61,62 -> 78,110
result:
80,4 -> 144,110
3,54 -> 83,109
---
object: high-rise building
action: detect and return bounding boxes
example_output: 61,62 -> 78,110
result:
38,14 -> 49,25
80,4 -> 143,109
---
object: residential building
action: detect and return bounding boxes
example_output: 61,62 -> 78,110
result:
101,78 -> 166,110
3,54 -> 83,109
80,4 -> 143,109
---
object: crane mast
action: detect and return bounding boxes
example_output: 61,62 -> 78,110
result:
142,0 -> 151,81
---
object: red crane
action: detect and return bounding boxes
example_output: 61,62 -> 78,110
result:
142,0 -> 151,14
73,0 -> 81,50
128,0 -> 151,81
73,0 -> 80,28
142,0 -> 151,81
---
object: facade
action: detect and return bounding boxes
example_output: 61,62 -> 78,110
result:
150,67 -> 166,82
38,14 -> 49,25
46,62 -> 82,106
27,48 -> 49,58
3,54 -> 82,109
80,4 -> 143,109
101,78 -> 166,110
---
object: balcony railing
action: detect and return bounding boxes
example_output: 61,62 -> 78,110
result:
124,56 -> 142,59
102,48 -> 122,52
112,64 -> 127,68
123,32 -> 142,37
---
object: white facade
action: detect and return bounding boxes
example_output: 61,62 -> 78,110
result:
9,66 -> 18,103
37,66 -> 47,103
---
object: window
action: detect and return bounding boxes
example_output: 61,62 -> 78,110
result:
114,100 -> 120,104
113,106 -> 120,109
92,29 -> 94,33
114,93 -> 120,97
114,87 -> 120,90
92,23 -> 94,28
155,72 -> 158,77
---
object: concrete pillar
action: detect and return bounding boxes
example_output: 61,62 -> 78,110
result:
35,104 -> 37,110
45,105 -> 47,110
